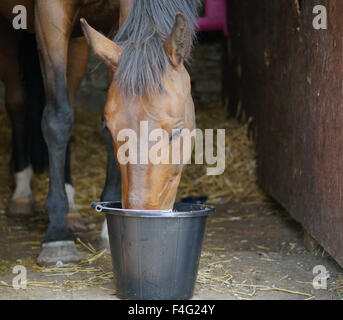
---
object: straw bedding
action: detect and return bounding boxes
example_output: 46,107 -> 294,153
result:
0,98 -> 266,290
1,104 -> 343,299
0,99 -> 267,216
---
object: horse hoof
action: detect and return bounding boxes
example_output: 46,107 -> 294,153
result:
37,241 -> 81,267
6,198 -> 35,219
67,211 -> 88,233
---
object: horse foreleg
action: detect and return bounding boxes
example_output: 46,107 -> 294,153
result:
65,36 -> 89,233
34,0 -> 81,266
101,121 -> 121,204
100,119 -> 121,249
5,83 -> 34,218
0,21 -> 34,218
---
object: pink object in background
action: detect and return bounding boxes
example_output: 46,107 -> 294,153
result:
196,0 -> 228,36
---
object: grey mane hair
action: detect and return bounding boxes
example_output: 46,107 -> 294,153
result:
114,0 -> 202,98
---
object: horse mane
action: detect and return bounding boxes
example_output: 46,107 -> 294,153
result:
114,0 -> 202,98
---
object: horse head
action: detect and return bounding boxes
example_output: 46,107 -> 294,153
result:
81,13 -> 196,210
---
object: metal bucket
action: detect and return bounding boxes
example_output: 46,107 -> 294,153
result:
92,201 -> 215,300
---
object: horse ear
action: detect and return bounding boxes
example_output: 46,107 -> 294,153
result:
165,13 -> 192,67
80,18 -> 123,71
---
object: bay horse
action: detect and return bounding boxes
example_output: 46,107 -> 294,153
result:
0,0 -> 201,266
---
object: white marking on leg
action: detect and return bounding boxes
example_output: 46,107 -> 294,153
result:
101,220 -> 109,240
65,184 -> 77,211
12,166 -> 33,200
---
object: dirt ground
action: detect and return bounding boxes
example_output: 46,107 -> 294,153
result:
0,34 -> 342,300
0,201 -> 342,300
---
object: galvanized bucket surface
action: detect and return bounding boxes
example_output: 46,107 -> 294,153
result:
92,201 -> 215,300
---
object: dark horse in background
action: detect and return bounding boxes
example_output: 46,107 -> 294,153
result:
0,0 -> 201,266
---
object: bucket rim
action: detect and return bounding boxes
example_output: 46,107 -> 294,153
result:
91,201 -> 215,218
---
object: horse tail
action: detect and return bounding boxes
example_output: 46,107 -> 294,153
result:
19,32 -> 49,173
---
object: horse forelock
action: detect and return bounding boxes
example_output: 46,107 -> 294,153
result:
114,0 -> 202,98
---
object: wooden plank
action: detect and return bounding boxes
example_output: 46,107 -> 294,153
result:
227,0 -> 343,266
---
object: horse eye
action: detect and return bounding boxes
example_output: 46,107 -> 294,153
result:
170,127 -> 184,142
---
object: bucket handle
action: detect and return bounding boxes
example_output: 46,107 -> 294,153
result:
91,202 -> 174,214
91,202 -> 105,213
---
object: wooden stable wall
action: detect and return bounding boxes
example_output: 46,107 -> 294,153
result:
227,0 -> 343,267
